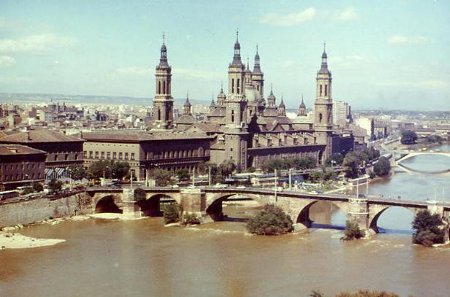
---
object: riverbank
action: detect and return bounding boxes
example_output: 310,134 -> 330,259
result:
0,231 -> 65,250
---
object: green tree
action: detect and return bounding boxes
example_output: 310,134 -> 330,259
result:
342,220 -> 364,240
112,161 -> 130,179
176,169 -> 190,181
218,160 -> 236,178
149,168 -> 173,187
343,152 -> 360,178
325,153 -> 344,166
400,130 -> 418,145
373,156 -> 391,177
134,187 -> 146,202
32,182 -> 44,192
67,164 -> 87,181
162,203 -> 181,224
308,170 -> 323,183
412,210 -> 444,246
48,178 -> 63,193
247,204 -> 293,235
88,160 -> 112,179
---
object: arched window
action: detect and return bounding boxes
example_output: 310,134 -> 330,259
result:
237,78 -> 240,94
231,110 -> 235,123
320,85 -> 322,96
325,85 -> 328,96
198,147 -> 204,157
163,81 -> 166,94
231,79 -> 235,93
319,113 -> 323,123
158,108 -> 161,120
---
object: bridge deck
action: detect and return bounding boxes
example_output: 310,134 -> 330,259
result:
87,186 -> 449,210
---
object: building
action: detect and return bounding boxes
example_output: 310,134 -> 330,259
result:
0,144 -> 46,190
0,129 -> 84,179
333,101 -> 351,127
81,34 -> 354,179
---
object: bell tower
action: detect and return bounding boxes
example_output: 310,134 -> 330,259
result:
224,30 -> 248,171
314,43 -> 334,160
152,34 -> 174,129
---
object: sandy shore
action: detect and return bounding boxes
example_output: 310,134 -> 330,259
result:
0,231 -> 65,250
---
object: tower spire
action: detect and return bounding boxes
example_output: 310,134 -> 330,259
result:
232,29 -> 242,65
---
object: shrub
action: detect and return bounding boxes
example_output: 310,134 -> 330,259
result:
134,187 -> 146,202
183,213 -> 201,225
412,210 -> 444,246
336,289 -> 400,297
162,203 -> 181,224
22,187 -> 34,195
342,220 -> 364,240
247,204 -> 293,235
373,156 -> 391,177
32,182 -> 44,192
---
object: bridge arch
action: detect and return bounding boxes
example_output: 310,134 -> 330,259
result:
369,205 -> 418,233
206,193 -> 265,221
396,151 -> 450,164
138,193 -> 178,217
95,195 -> 122,214
294,200 -> 348,229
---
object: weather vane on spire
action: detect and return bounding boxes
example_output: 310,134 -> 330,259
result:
162,32 -> 166,44
236,29 -> 239,41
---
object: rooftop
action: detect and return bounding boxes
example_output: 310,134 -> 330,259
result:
0,144 -> 47,156
0,129 -> 83,143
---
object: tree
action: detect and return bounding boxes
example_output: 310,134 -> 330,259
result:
149,168 -> 173,187
342,220 -> 364,240
412,210 -> 444,246
48,178 -> 63,193
176,169 -> 190,181
112,161 -> 130,179
67,164 -> 87,181
373,156 -> 391,177
134,187 -> 146,202
343,152 -> 360,178
32,182 -> 44,192
88,160 -> 112,179
22,187 -> 34,195
401,130 -> 418,145
162,203 -> 181,224
218,160 -> 236,178
325,153 -> 344,166
247,204 -> 293,235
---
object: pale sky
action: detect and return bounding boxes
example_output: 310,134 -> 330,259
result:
0,0 -> 449,110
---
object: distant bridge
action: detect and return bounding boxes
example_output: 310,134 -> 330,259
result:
86,186 -> 450,236
394,151 -> 450,174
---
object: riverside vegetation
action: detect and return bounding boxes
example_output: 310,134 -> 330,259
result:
246,204 -> 293,235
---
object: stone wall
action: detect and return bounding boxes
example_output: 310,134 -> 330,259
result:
0,193 -> 93,228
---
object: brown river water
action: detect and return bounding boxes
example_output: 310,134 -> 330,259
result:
1,145 -> 449,297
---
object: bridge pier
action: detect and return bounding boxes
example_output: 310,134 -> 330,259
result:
348,197 -> 370,235
180,188 -> 207,222
121,188 -> 142,219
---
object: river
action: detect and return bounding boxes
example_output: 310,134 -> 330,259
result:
1,145 -> 449,297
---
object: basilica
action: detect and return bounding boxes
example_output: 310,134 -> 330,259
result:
82,33 -> 354,179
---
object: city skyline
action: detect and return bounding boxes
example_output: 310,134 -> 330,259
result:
1,0 -> 449,110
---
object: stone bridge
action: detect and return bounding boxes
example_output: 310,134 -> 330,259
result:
86,187 -> 450,235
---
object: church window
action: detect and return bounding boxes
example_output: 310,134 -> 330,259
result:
232,79 -> 235,93
131,153 -> 135,160
320,85 -> 322,96
163,81 -> 166,94
198,147 -> 204,157
237,78 -> 240,94
157,108 -> 161,120
231,110 -> 235,123
325,85 -> 328,96
319,113 -> 323,123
